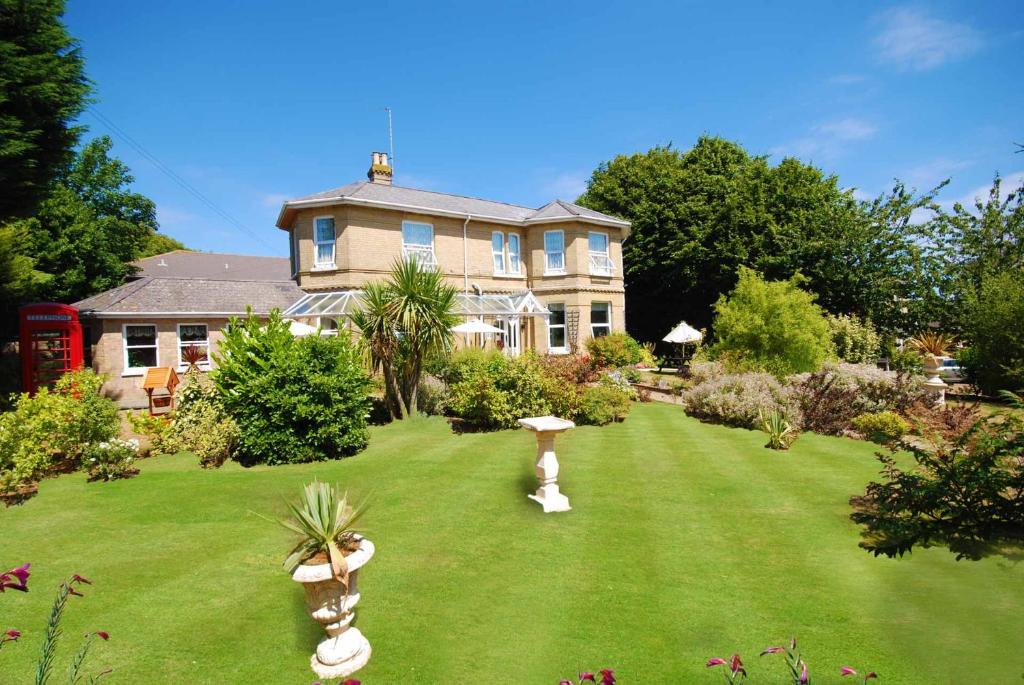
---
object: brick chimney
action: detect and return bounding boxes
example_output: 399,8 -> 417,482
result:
367,151 -> 393,185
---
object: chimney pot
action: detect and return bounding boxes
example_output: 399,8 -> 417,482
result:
367,151 -> 393,185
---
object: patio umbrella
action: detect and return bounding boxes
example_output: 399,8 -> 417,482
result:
451,320 -> 503,334
286,320 -> 332,337
662,321 -> 703,344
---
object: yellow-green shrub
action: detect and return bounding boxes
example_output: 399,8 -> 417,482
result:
852,411 -> 909,443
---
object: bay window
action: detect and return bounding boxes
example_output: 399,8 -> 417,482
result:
544,230 -> 565,274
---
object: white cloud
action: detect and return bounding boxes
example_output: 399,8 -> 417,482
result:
541,172 -> 588,200
873,7 -> 983,71
948,170 -> 1024,209
902,157 -> 974,190
770,118 -> 878,161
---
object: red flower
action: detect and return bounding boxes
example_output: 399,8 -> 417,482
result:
579,672 -> 596,682
95,631 -> 110,641
729,654 -> 745,675
706,658 -> 727,667
68,586 -> 85,597
72,574 -> 92,585
2,629 -> 20,642
841,666 -> 857,676
599,669 -> 615,685
760,646 -> 785,656
342,680 -> 361,685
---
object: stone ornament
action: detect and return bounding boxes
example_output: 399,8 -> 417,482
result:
518,415 -> 575,513
292,537 -> 375,679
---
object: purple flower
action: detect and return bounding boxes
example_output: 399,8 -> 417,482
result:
579,672 -> 596,682
841,666 -> 857,676
760,646 -> 786,656
706,658 -> 727,668
799,661 -> 809,684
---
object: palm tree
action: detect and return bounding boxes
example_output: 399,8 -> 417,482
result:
351,258 -> 457,418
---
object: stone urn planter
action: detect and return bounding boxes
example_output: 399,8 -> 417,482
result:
292,536 -> 375,679
921,353 -> 948,405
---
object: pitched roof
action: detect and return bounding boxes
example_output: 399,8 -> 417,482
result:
73,277 -> 304,317
133,251 -> 292,282
276,181 -> 630,234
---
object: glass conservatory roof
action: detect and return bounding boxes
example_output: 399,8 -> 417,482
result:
283,290 -> 550,319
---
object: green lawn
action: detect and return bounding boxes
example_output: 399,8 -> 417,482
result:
3,403 -> 1022,684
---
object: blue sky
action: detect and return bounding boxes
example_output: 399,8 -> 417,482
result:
65,1 -> 1023,256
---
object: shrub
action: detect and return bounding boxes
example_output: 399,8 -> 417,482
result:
885,343 -> 924,374
789,363 -> 925,436
417,376 -> 448,416
0,370 -> 118,491
447,354 -> 552,429
578,384 -> 632,425
960,269 -> 1024,394
709,267 -> 834,376
682,372 -> 800,430
82,438 -> 140,481
536,353 -> 600,384
127,411 -> 172,455
213,311 -> 372,465
851,411 -> 909,444
826,314 -> 880,364
586,332 -> 643,369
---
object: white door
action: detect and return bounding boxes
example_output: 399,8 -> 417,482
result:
499,317 -> 521,356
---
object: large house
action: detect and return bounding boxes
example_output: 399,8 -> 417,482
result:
73,153 -> 630,406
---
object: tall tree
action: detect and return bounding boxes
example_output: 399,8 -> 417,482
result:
576,137 -> 941,342
16,136 -> 156,303
0,0 -> 90,220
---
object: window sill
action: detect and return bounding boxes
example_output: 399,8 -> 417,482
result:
589,271 -> 614,278
493,273 -> 526,279
311,264 -> 337,272
122,370 -> 146,377
547,347 -> 569,355
543,270 -> 567,277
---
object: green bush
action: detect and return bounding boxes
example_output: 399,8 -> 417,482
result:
586,332 -> 644,368
213,311 -> 372,465
961,269 -> 1024,394
827,314 -> 880,364
578,384 -> 632,425
852,411 -> 910,444
710,267 -> 834,377
158,375 -> 240,468
0,370 -> 118,491
447,353 -> 552,429
82,438 -> 139,481
682,371 -> 801,430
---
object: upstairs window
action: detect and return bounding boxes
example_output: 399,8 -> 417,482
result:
591,302 -> 611,338
588,231 -> 612,276
492,231 -> 505,274
314,216 -> 336,268
544,230 -> 565,273
507,233 -> 521,274
547,303 -> 566,352
402,221 -> 436,269
289,230 -> 299,276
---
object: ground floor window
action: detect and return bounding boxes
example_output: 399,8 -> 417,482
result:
591,302 -> 611,338
547,303 -> 566,352
177,323 -> 210,369
124,324 -> 158,373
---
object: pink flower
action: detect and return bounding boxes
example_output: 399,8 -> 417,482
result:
95,631 -> 109,641
841,666 -> 858,676
0,563 -> 31,592
706,658 -> 727,667
760,646 -> 786,656
342,680 -> 360,685
599,669 -> 616,685
560,681 -> 573,685
3,629 -> 20,641
580,672 -> 596,682
799,661 -> 809,684
730,654 -> 744,675
72,574 -> 92,585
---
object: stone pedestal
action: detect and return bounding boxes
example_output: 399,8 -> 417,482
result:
292,537 -> 375,679
518,415 -> 575,513
922,355 -> 948,406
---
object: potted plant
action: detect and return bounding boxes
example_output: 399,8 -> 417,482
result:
276,480 -> 373,679
907,332 -> 954,377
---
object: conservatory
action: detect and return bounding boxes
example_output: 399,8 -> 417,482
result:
283,290 -> 551,356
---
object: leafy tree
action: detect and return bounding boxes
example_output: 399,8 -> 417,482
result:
139,232 -> 188,258
0,0 -> 90,220
576,138 -> 943,342
709,267 -> 833,376
960,268 -> 1024,394
826,313 -> 880,364
17,136 -> 156,303
350,258 -> 458,419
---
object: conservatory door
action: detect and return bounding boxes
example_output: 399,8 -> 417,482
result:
499,317 -> 521,356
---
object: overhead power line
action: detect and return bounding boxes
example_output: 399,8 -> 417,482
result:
86,107 -> 275,251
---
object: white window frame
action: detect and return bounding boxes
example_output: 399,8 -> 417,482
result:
492,230 -> 506,274
546,303 -> 567,354
402,220 -> 436,269
122,323 -> 158,376
177,323 -> 211,370
313,216 -> 336,270
507,232 -> 522,275
590,302 -> 612,338
588,231 -> 613,276
544,230 -> 565,275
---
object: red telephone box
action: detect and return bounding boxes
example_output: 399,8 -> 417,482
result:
19,303 -> 84,395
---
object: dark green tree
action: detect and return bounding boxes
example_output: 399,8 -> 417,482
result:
0,0 -> 90,220
576,137 -> 942,342
17,136 -> 157,303
139,232 -> 188,258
